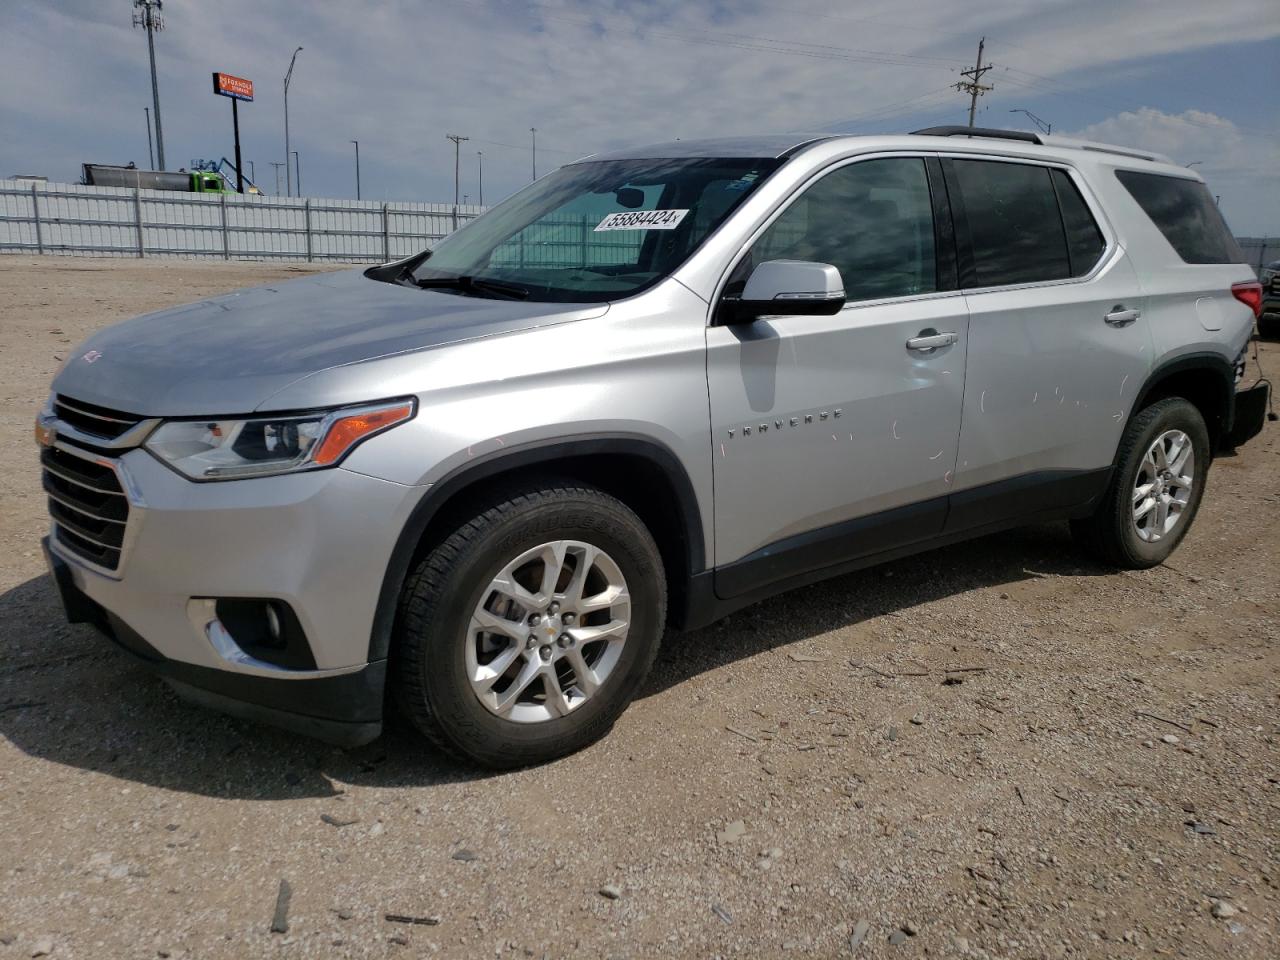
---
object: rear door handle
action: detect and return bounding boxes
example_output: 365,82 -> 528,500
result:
906,330 -> 958,352
1104,306 -> 1141,327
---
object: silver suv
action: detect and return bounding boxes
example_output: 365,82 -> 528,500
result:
39,127 -> 1269,767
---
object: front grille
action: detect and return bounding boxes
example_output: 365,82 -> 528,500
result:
41,444 -> 130,571
53,395 -> 143,441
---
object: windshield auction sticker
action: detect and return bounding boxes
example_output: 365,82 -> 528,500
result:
594,209 -> 690,232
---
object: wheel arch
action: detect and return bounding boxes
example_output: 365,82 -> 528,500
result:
367,434 -> 708,662
1131,352 -> 1235,451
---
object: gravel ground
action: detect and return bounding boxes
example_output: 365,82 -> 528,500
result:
1,256 -> 1277,959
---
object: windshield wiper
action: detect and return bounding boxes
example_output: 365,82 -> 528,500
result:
416,275 -> 530,300
364,249 -> 432,287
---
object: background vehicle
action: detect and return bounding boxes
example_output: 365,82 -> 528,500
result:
1260,259 -> 1280,338
42,128 -> 1269,768
82,162 -> 231,193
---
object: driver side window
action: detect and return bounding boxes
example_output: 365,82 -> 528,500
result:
747,158 -> 938,303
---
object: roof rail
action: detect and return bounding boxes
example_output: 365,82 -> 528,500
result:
910,125 -> 1043,145
1037,135 -> 1171,164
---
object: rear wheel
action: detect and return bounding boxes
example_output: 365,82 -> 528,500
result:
394,481 -> 665,768
1071,397 -> 1210,568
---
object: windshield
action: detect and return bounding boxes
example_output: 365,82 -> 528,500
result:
412,157 -> 781,302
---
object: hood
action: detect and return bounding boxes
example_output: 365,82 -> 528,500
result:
52,268 -> 606,415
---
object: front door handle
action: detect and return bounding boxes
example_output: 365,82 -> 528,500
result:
1105,306 -> 1141,327
906,330 -> 958,352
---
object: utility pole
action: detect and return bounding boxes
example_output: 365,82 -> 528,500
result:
476,151 -> 484,206
530,127 -> 537,180
955,37 -> 993,128
133,1 -> 166,169
144,107 -> 154,169
269,161 -> 285,196
249,160 -> 255,184
446,134 -> 469,207
283,46 -> 303,196
350,140 -> 361,200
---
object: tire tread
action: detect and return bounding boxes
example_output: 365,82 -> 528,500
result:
394,482 -> 664,767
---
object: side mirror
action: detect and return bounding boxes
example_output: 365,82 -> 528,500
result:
721,259 -> 846,324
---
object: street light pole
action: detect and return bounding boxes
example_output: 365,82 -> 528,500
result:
350,140 -> 361,200
292,151 -> 301,197
283,46 -> 303,196
269,161 -> 285,196
1008,108 -> 1051,134
530,127 -> 537,180
446,134 -> 469,207
133,1 -> 166,170
477,151 -> 483,207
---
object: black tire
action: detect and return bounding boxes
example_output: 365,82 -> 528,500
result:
1070,397 -> 1211,568
394,481 -> 666,768
1258,315 -> 1280,340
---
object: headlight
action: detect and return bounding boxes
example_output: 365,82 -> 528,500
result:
144,398 -> 416,480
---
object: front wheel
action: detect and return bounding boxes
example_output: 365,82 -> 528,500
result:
1071,397 -> 1210,568
394,481 -> 666,768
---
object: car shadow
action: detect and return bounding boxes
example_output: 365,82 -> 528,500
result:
0,523 -> 1111,798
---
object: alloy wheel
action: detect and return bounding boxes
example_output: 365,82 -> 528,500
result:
465,540 -> 631,723
1132,429 -> 1195,543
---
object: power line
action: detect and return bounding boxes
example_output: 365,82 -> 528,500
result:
819,85 -> 958,131
469,136 -> 577,156
955,37 -> 994,128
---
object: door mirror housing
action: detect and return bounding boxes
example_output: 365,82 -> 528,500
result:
721,260 -> 846,324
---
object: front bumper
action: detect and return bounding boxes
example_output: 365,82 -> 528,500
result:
42,444 -> 424,745
46,538 -> 386,746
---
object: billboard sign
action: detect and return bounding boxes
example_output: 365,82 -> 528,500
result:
212,72 -> 254,101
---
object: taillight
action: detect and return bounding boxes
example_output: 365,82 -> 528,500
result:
1231,281 -> 1262,319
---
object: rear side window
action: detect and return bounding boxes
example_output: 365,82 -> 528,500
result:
1050,169 -> 1106,276
951,159 -> 1070,286
1115,170 -> 1244,264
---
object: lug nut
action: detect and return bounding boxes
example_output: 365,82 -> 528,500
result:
549,601 -> 560,614
526,635 -> 537,649
527,613 -> 541,626
562,613 -> 575,625
539,645 -> 553,661
557,634 -> 573,648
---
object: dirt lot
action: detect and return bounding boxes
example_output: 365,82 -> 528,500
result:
0,256 -> 1277,959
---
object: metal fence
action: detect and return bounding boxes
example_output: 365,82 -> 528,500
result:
3,177 -> 1275,274
1238,237 -> 1278,276
0,178 -> 484,262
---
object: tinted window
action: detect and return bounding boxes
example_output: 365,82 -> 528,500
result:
745,158 -> 937,302
952,159 -> 1069,286
1115,170 -> 1244,264
1051,169 -> 1106,276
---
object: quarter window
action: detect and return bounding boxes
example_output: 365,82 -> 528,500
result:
951,159 -> 1070,286
742,158 -> 938,303
1115,170 -> 1243,264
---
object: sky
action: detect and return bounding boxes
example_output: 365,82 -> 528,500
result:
2,0 -> 1278,234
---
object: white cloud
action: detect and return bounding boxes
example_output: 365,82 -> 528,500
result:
1068,108 -> 1280,234
0,0 -> 1277,231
